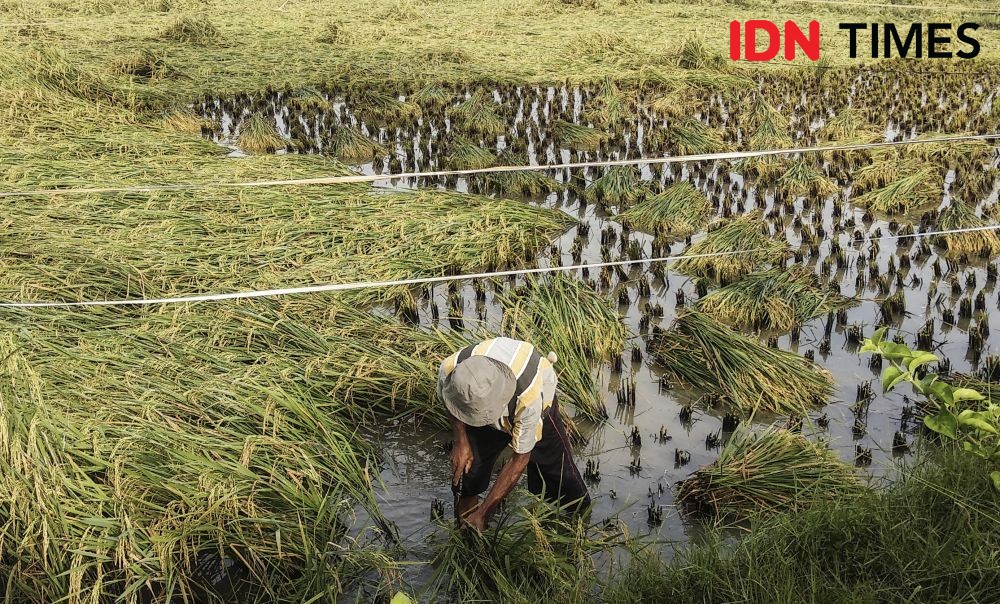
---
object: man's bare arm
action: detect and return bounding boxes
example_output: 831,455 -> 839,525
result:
465,451 -> 530,530
450,413 -> 473,486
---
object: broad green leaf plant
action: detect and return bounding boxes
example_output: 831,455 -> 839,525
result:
861,327 -> 1000,491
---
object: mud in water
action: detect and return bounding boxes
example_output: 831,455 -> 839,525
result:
197,68 -> 1000,583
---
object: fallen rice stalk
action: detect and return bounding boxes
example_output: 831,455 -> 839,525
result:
932,200 -> 1000,259
672,212 -> 788,284
676,424 -> 864,519
615,181 -> 711,240
696,267 -> 856,331
648,311 -> 833,415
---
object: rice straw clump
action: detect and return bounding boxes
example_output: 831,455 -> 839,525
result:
616,181 -> 712,241
933,201 -> 1000,259
648,311 -> 833,415
672,212 -> 788,284
677,424 -> 864,519
696,267 -> 856,331
583,165 -> 647,209
237,113 -> 285,153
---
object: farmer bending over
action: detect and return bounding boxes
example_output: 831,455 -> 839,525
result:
438,336 -> 591,531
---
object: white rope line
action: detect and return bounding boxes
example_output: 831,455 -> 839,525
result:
1,133 -> 997,199
2,224 -> 997,309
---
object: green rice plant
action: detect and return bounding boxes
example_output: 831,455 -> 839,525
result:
666,118 -> 725,155
677,424 -> 864,519
428,496 -> 625,603
696,267 -> 856,331
776,157 -> 839,199
553,120 -> 607,150
672,212 -> 788,284
444,138 -> 498,170
615,181 -> 712,240
158,15 -> 219,44
648,311 -> 833,415
351,88 -> 421,123
583,77 -> 630,127
932,200 -> 1000,259
327,125 -> 386,163
497,274 -> 628,421
237,113 -> 284,154
853,168 -> 942,216
583,165 -> 647,208
448,89 -> 506,138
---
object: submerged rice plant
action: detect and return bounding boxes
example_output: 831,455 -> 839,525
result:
483,152 -> 562,196
237,113 -> 285,153
696,267 -> 856,331
676,424 -> 863,519
583,165 -> 647,208
853,168 -> 942,215
497,275 -> 628,421
738,98 -> 792,178
553,120 -> 607,150
672,212 -> 788,284
933,201 -> 1000,259
648,311 -> 833,415
615,181 -> 712,239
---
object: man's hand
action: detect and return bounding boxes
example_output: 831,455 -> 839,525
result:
451,441 -> 473,486
463,511 -> 486,532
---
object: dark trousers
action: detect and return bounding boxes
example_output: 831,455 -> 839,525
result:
459,399 -> 591,514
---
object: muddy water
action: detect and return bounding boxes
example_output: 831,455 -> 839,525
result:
198,71 -> 1000,584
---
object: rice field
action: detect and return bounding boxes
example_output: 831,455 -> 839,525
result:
3,0 -> 1000,600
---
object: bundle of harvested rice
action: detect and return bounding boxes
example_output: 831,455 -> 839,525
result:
672,212 -> 788,284
696,267 -> 856,331
853,168 -> 942,215
615,181 -> 712,240
648,311 -> 833,415
237,113 -> 284,153
553,120 -> 607,150
676,424 -> 863,518
932,201 -> 1000,259
583,165 -> 647,208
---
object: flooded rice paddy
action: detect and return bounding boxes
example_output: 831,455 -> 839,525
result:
196,67 -> 1000,567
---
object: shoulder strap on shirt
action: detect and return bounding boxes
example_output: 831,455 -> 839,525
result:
507,348 -> 541,425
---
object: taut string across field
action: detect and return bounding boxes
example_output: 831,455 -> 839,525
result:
2,224 -> 998,308
0,133 -> 997,198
